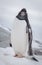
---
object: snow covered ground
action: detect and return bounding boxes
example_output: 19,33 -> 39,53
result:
0,24 -> 42,65
0,0 -> 42,65
0,47 -> 42,65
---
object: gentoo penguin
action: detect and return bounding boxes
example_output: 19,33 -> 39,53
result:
11,8 -> 38,61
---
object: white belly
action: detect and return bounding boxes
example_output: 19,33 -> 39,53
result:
11,18 -> 29,56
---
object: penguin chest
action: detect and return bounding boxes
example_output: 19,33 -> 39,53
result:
11,18 -> 28,55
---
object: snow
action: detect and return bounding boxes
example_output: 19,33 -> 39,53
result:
0,24 -> 11,47
0,47 -> 15,56
0,24 -> 11,33
0,47 -> 42,65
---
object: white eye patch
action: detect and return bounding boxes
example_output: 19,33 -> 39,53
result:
20,12 -> 25,16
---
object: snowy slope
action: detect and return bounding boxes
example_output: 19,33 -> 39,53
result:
0,47 -> 42,65
0,25 -> 11,47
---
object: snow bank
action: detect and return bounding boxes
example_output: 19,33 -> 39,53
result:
0,24 -> 11,33
0,47 -> 15,56
0,47 -> 42,65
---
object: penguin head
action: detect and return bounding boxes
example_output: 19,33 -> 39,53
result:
16,8 -> 27,20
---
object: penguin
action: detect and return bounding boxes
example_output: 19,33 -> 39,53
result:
11,8 -> 38,62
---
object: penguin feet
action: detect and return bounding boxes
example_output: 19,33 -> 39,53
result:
14,53 -> 24,58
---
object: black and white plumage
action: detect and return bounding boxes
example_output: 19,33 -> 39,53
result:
16,8 -> 33,56
11,8 -> 38,62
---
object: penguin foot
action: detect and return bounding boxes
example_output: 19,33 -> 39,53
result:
14,53 -> 24,58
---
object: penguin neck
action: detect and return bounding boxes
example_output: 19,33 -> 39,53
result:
16,17 -> 26,24
16,15 -> 30,28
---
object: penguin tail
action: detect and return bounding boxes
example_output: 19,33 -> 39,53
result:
32,57 -> 39,62
9,43 -> 12,47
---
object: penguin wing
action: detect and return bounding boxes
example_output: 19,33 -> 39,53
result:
26,26 -> 33,42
